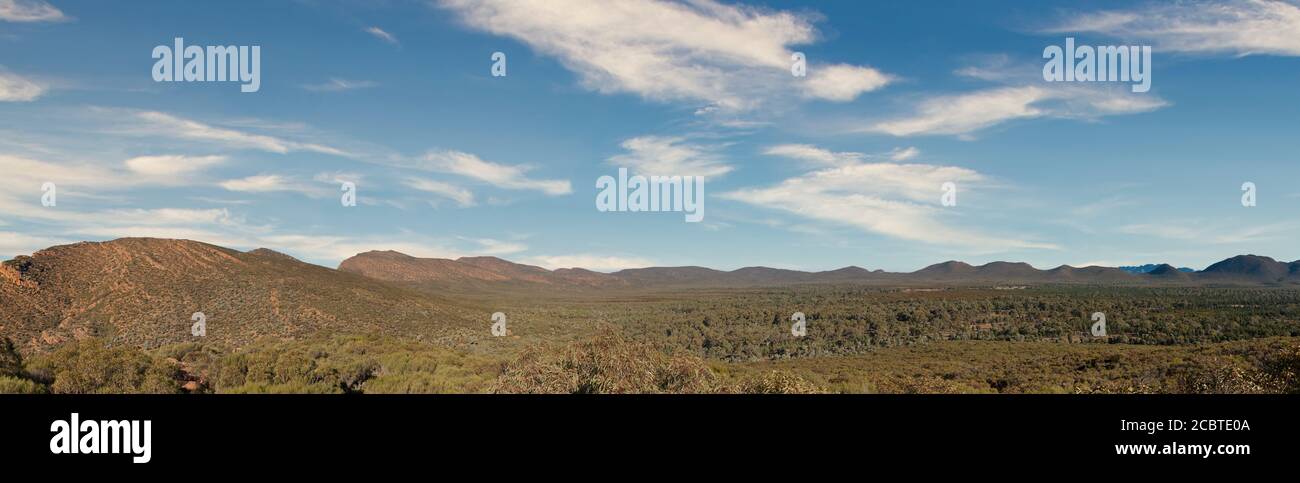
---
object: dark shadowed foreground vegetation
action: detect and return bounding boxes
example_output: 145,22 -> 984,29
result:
3,332 -> 1297,394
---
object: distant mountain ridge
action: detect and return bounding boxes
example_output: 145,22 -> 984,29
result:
1120,264 -> 1195,274
338,248 -> 1300,288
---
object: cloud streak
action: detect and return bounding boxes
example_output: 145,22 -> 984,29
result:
302,78 -> 378,92
722,145 -> 1059,251
0,70 -> 45,102
1047,0 -> 1300,57
608,136 -> 734,177
422,150 -> 571,196
0,0 -> 65,23
405,178 -> 476,207
864,61 -> 1168,137
113,111 -> 350,156
436,0 -> 891,110
365,26 -> 399,45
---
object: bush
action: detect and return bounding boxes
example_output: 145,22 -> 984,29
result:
0,375 -> 46,394
730,371 -> 822,394
1176,358 -> 1275,394
493,332 -> 720,394
26,339 -> 180,394
1259,343 -> 1300,393
0,337 -> 22,378
204,335 -> 495,394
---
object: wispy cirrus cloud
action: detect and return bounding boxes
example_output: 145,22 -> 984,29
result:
123,110 -> 348,155
219,174 -> 332,198
302,78 -> 378,92
405,178 -> 476,207
0,153 -> 231,212
365,26 -> 399,45
1046,0 -> 1300,57
762,144 -> 920,167
422,149 -> 571,196
722,145 -> 1059,252
0,0 -> 65,23
435,0 -> 891,111
124,154 -> 226,181
608,136 -> 733,177
0,70 -> 45,101
863,59 -> 1167,137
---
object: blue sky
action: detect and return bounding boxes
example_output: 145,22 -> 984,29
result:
1,0 -> 1298,272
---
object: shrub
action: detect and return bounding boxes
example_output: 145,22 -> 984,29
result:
493,332 -> 720,394
731,371 -> 823,394
0,375 -> 45,394
0,337 -> 22,378
1176,358 -> 1274,394
26,339 -> 181,394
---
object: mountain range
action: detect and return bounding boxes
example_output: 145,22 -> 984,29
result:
0,238 -> 480,353
338,250 -> 1300,287
3,237 -> 1298,352
1119,264 -> 1195,274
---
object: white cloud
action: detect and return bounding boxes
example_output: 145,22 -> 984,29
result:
763,144 -> 861,166
867,84 -> 1167,137
522,254 -> 656,272
302,78 -> 378,92
0,153 -> 121,194
802,64 -> 892,101
871,86 -> 1048,137
219,174 -> 328,197
405,178 -> 476,207
0,231 -> 69,258
365,26 -> 399,45
436,0 -> 890,110
888,146 -> 920,161
124,154 -> 225,179
312,171 -> 363,185
763,144 -> 919,165
0,0 -> 65,22
725,145 -> 1059,252
608,136 -> 733,177
0,70 -> 45,101
0,153 -> 228,213
422,150 -> 571,196
122,111 -> 349,156
103,207 -> 237,226
1048,0 -> 1300,57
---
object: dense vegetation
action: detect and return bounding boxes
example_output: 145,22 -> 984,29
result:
4,285 -> 1300,394
497,286 -> 1300,361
